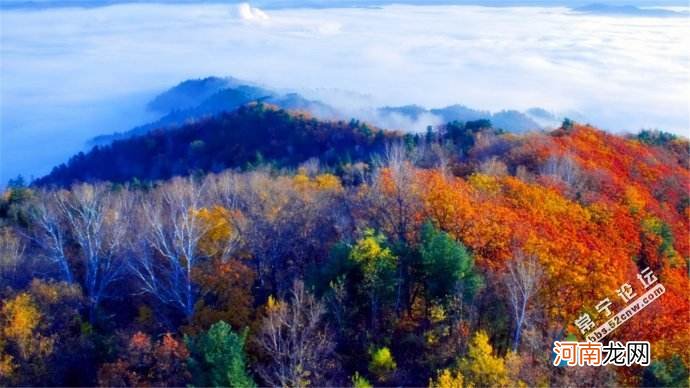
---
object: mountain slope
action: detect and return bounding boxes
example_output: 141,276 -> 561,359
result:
36,103 -> 399,186
146,76 -> 243,113
89,77 -> 339,146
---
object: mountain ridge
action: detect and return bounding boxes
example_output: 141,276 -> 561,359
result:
90,76 -> 552,146
38,103 -> 400,186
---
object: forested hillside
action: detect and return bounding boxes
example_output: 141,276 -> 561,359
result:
38,104 -> 397,186
1,108 -> 689,386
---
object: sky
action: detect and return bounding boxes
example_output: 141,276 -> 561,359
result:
1,2 -> 688,183
2,0 -> 689,8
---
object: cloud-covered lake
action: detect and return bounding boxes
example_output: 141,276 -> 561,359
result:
1,3 -> 688,182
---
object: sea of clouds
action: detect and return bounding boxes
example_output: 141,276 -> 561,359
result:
1,2 -> 688,182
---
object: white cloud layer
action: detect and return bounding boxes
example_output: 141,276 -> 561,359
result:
1,3 -> 688,182
235,3 -> 270,22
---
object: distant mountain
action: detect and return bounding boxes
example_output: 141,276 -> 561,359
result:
268,92 -> 339,118
525,107 -> 556,121
379,104 -> 542,133
379,105 -> 429,121
90,77 -> 337,145
90,76 -> 556,149
491,110 -> 542,132
146,76 -> 244,113
430,104 -> 490,122
571,3 -> 686,16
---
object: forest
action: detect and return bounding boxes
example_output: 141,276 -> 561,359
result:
1,105 -> 689,387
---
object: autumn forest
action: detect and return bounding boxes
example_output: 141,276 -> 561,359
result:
1,104 -> 689,387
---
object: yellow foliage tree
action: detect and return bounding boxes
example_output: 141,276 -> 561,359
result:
293,171 -> 343,192
0,292 -> 54,384
350,230 -> 398,331
458,331 -> 509,387
2,293 -> 42,358
194,205 -> 243,259
429,368 -> 468,388
314,173 -> 343,191
0,350 -> 13,381
368,346 -> 397,382
351,371 -> 373,388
